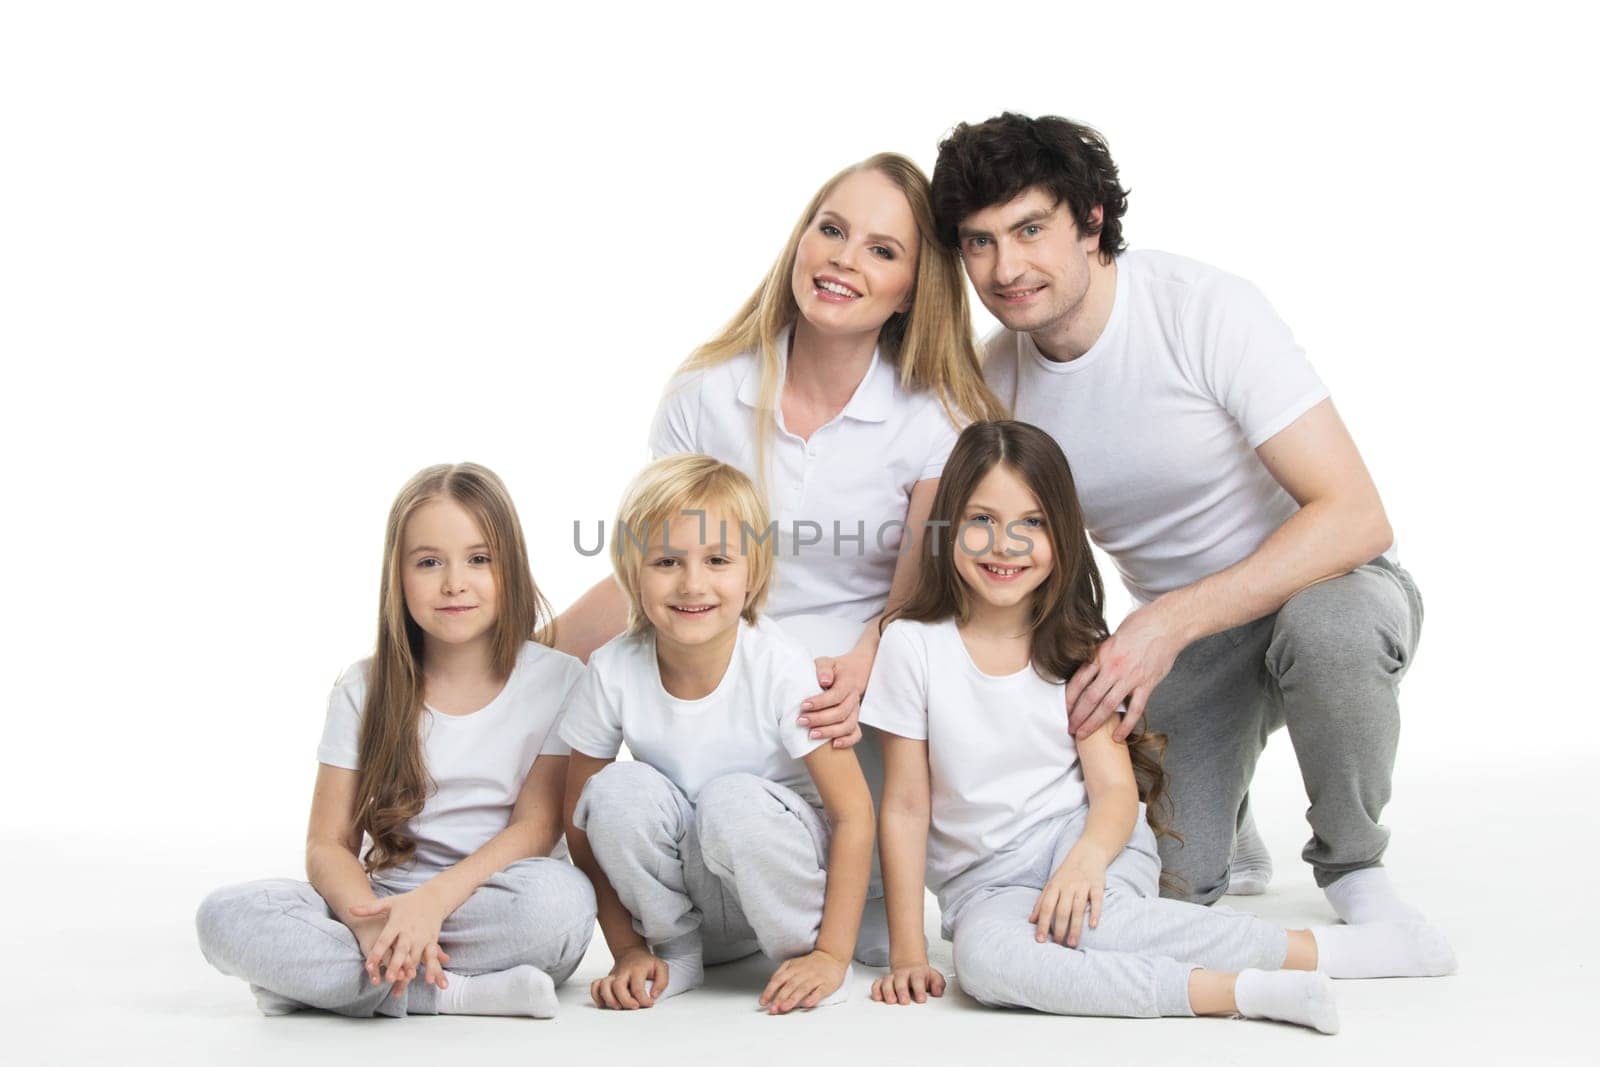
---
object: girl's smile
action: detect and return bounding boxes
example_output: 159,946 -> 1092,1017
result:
977,562 -> 1032,583
953,463 -> 1054,624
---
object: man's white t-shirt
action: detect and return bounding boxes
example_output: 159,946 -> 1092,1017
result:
649,327 -> 960,624
859,617 -> 1087,895
317,641 -> 585,887
559,616 -> 827,808
984,249 -> 1334,605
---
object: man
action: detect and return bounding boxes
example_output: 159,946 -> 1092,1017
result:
931,112 -> 1433,926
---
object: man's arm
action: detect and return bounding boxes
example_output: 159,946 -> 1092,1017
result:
1067,397 -> 1391,740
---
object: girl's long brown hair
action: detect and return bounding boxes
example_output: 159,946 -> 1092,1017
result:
888,421 -> 1176,845
356,462 -> 553,875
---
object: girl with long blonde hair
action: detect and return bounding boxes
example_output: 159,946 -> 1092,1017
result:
554,155 -> 1003,964
197,463 -> 597,1019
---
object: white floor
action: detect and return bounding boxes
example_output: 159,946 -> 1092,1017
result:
8,745 -> 1594,1067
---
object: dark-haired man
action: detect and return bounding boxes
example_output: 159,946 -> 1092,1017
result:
931,113 -> 1435,927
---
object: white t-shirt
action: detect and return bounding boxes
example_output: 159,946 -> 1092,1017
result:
858,617 -> 1087,895
649,327 -> 960,623
559,616 -> 827,808
984,249 -> 1335,605
317,641 -> 584,886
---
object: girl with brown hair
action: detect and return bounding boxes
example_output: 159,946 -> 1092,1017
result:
862,422 -> 1455,1033
196,463 -> 597,1019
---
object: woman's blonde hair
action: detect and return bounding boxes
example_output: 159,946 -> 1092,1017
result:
675,153 -> 1004,488
610,454 -> 774,635
356,462 -> 553,875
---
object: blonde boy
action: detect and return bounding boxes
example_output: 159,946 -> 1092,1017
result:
560,455 -> 874,1014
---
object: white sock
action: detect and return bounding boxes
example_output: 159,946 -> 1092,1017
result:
1227,813 -> 1273,896
1323,867 -> 1425,924
853,896 -> 892,966
249,984 -> 303,1016
1312,921 -> 1457,979
1233,969 -> 1339,1034
651,936 -> 705,1002
435,966 -> 559,1018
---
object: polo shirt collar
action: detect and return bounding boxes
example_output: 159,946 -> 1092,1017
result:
736,325 -> 896,423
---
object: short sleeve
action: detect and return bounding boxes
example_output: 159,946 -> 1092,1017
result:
858,622 -> 929,740
538,656 -> 589,756
648,372 -> 701,459
981,328 -> 1020,416
1182,272 -> 1329,448
315,666 -> 366,769
770,648 -> 828,762
558,660 -> 626,760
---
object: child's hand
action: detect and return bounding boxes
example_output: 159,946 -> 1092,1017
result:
591,946 -> 667,1010
349,886 -> 449,999
759,949 -> 848,1014
348,913 -> 388,963
870,963 -> 946,1006
419,942 -> 452,990
1031,853 -> 1107,947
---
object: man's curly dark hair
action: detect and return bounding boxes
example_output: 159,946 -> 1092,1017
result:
932,112 -> 1130,264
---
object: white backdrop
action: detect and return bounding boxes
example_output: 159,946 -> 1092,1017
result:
2,1 -> 1594,848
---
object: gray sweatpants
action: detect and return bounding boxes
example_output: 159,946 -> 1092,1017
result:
195,857 -> 597,1017
1146,557 -> 1424,902
572,761 -> 829,963
943,808 -> 1287,1018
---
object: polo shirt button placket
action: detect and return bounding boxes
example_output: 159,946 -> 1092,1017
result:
786,443 -> 803,508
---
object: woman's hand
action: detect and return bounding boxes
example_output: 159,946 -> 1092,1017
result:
870,963 -> 946,1006
349,885 -> 450,999
801,645 -> 874,748
1030,851 -> 1107,948
591,946 -> 668,1010
759,949 -> 849,1014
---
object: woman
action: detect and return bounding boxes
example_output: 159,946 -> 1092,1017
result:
555,152 -> 1002,963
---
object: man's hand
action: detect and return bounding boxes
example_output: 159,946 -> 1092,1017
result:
1066,600 -> 1188,741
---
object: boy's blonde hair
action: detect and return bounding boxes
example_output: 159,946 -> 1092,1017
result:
611,454 -> 774,635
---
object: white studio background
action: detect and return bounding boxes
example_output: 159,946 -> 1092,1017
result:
2,2 -> 1594,888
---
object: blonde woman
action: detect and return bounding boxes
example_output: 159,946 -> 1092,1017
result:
196,464 -> 596,1019
556,155 -> 1001,962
